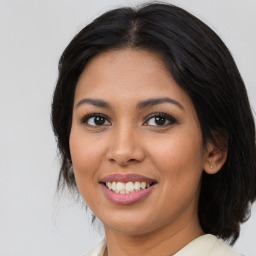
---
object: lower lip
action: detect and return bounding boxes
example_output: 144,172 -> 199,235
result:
101,184 -> 155,205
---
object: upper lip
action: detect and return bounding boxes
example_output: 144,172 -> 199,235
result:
100,173 -> 157,183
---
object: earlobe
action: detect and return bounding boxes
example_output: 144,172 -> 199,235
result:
204,142 -> 228,175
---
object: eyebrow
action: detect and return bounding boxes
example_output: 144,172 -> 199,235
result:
76,97 -> 184,110
136,97 -> 184,110
76,98 -> 111,109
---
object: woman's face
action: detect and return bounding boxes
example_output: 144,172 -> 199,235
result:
70,49 -> 210,236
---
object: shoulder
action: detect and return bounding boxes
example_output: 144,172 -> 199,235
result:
174,234 -> 243,256
80,239 -> 106,256
81,235 -> 244,256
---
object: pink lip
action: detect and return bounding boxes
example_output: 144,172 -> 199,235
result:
101,184 -> 155,205
100,173 -> 157,183
99,173 -> 157,205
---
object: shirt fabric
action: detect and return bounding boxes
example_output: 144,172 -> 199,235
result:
81,234 -> 243,256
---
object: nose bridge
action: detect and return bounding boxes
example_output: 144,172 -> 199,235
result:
107,121 -> 144,165
115,122 -> 136,149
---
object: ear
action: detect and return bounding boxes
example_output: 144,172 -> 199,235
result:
203,141 -> 228,175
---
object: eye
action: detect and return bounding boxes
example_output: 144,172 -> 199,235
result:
80,113 -> 111,127
144,112 -> 177,126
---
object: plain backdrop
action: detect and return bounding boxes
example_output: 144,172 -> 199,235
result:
0,0 -> 255,255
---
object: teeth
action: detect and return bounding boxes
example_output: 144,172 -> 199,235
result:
116,182 -> 125,193
105,181 -> 152,193
107,182 -> 112,190
125,182 -> 134,193
140,182 -> 146,189
112,182 -> 117,191
134,181 -> 140,191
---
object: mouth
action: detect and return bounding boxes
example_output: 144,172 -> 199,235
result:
99,173 -> 157,204
102,181 -> 156,194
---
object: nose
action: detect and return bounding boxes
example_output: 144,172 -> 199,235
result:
106,124 -> 145,166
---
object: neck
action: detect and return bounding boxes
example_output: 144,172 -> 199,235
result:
104,216 -> 204,256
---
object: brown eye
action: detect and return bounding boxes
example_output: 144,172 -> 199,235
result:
154,116 -> 166,125
93,116 -> 106,125
144,113 -> 177,126
81,114 -> 111,127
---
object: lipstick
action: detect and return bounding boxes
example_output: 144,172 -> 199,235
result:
100,173 -> 157,205
100,173 -> 156,183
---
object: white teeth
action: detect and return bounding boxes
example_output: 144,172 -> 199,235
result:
116,182 -> 125,193
134,182 -> 141,191
107,182 -> 112,190
105,181 -> 152,193
140,182 -> 146,189
111,182 -> 117,191
125,182 -> 134,192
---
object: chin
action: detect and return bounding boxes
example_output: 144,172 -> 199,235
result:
101,212 -> 160,236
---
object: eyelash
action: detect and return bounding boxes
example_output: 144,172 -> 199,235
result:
80,112 -> 178,128
80,113 -> 111,127
145,112 -> 177,126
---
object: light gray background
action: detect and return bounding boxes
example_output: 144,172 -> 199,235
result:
0,0 -> 255,255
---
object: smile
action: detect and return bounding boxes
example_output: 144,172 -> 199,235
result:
105,181 -> 153,194
100,173 -> 157,204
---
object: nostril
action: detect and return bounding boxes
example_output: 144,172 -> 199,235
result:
109,157 -> 138,166
128,159 -> 136,162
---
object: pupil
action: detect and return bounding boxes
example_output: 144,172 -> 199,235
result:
155,117 -> 165,125
95,116 -> 105,125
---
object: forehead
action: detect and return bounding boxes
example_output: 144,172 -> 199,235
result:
74,48 -> 192,110
77,48 -> 169,87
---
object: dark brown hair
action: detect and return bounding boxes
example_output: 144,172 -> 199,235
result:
51,2 -> 256,244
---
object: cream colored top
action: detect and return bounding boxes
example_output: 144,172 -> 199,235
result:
81,234 -> 243,256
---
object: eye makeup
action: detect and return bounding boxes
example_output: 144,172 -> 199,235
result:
79,111 -> 179,128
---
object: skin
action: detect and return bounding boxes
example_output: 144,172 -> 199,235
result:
69,48 -> 227,256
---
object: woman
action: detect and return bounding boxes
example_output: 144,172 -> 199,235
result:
51,3 -> 256,256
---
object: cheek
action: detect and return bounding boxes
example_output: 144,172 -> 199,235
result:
146,129 -> 205,185
69,129 -> 106,198
145,132 -> 204,217
70,128 -> 106,169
